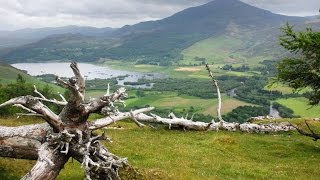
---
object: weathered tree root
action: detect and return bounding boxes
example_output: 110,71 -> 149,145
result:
0,62 -> 151,179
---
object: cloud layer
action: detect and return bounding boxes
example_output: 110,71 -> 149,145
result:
0,0 -> 318,30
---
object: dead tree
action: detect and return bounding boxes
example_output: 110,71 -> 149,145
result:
133,64 -> 295,133
0,62 -> 296,179
0,62 -> 154,180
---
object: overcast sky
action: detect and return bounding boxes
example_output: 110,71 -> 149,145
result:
0,0 -> 319,31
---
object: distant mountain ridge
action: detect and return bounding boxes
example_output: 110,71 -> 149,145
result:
0,26 -> 115,48
0,0 -> 307,64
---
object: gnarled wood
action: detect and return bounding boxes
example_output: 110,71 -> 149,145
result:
135,112 -> 295,132
21,143 -> 69,180
0,123 -> 50,159
89,107 -> 154,130
0,96 -> 63,131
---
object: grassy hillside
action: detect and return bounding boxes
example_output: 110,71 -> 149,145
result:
276,98 -> 320,118
0,63 -> 41,84
1,118 -> 320,179
0,63 -> 63,92
180,32 -> 276,65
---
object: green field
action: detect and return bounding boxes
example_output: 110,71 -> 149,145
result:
1,118 -> 320,180
276,98 -> 320,118
180,35 -> 272,65
102,61 -> 259,79
86,90 -> 251,116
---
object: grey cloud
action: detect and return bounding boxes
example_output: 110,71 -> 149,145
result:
0,0 -> 318,30
242,0 -> 320,16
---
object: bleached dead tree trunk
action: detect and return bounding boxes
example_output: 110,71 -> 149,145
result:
205,63 -> 223,122
0,62 -> 154,180
133,64 -> 295,133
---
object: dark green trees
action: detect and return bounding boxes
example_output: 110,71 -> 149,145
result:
277,23 -> 320,105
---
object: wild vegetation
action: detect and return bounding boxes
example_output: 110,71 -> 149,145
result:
0,1 -> 319,179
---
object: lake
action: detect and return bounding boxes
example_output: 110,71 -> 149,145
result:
11,63 -> 165,88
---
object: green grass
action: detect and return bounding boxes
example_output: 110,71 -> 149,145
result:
1,118 -> 320,179
265,82 -> 311,95
180,35 -> 272,65
276,98 -> 320,118
87,90 -> 251,116
102,61 -> 258,79
265,83 -> 294,94
0,63 -> 63,92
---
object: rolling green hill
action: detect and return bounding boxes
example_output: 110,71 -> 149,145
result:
0,63 -> 63,91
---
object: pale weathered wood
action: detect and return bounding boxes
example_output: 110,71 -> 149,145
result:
21,143 -> 69,180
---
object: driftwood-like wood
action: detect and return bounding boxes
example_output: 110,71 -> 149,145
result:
0,62 -> 297,179
134,113 -> 295,132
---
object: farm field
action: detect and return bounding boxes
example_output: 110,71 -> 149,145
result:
86,90 -> 251,116
101,61 -> 256,79
276,98 -> 320,118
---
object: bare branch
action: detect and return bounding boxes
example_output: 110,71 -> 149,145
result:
85,87 -> 128,114
13,104 -> 37,114
205,64 -> 223,122
291,121 -> 320,141
33,85 -> 68,105
136,112 -> 295,133
130,110 -> 146,128
104,83 -> 110,96
0,96 -> 63,130
58,92 -> 67,103
33,85 -> 46,99
16,113 -> 44,117
89,107 -> 155,130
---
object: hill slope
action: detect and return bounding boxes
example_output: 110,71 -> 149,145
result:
0,26 -> 115,49
0,0 -> 305,63
0,63 -> 63,91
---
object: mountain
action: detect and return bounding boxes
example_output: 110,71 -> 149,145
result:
106,0 -> 305,64
0,0 -> 306,64
0,26 -> 115,48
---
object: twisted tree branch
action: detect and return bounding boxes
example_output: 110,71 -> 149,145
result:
0,96 -> 63,131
